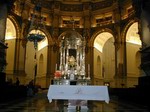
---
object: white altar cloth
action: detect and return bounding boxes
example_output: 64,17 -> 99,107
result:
47,85 -> 109,103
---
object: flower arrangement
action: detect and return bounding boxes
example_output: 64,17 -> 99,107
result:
54,70 -> 62,79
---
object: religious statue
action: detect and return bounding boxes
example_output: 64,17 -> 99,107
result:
68,55 -> 76,68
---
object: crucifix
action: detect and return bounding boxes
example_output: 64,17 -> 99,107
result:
70,16 -> 75,30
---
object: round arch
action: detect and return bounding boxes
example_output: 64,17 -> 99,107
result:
122,18 -> 139,43
28,29 -> 49,51
25,29 -> 50,81
5,16 -> 21,75
28,27 -> 53,46
6,15 -> 21,39
91,29 -> 115,85
125,21 -> 142,87
89,28 -> 115,47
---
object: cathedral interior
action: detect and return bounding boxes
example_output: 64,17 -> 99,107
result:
0,0 -> 150,111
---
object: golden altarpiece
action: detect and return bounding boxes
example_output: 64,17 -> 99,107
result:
53,29 -> 91,85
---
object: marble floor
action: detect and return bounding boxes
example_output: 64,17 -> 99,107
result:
0,90 -> 149,112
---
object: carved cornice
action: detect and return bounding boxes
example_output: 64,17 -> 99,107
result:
60,3 -> 83,12
31,0 -> 53,10
92,0 -> 113,11
28,0 -> 114,12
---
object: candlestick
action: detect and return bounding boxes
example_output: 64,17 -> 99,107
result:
55,63 -> 57,71
88,64 -> 90,78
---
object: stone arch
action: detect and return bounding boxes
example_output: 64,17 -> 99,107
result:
7,15 -> 21,39
122,18 -> 139,43
89,28 -> 115,47
125,21 -> 142,87
91,28 -> 115,83
28,27 -> 53,46
25,29 -> 50,81
5,16 -> 21,76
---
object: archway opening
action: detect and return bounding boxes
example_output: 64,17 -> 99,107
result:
126,22 -> 141,87
25,29 -> 48,87
93,32 -> 115,85
5,18 -> 16,75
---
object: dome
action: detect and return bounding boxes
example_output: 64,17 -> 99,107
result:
60,29 -> 84,49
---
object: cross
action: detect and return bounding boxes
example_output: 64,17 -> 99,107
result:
70,16 -> 75,30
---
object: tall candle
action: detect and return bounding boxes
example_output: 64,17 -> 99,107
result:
55,63 -> 57,71
88,64 -> 90,77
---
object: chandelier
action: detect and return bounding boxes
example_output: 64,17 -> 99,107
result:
26,1 -> 45,86
27,2 -> 45,50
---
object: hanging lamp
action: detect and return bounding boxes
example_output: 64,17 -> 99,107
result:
27,1 -> 45,50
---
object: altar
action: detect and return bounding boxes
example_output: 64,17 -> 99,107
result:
47,85 -> 109,103
47,29 -> 110,111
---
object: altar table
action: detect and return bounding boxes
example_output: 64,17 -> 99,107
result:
47,85 -> 109,103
